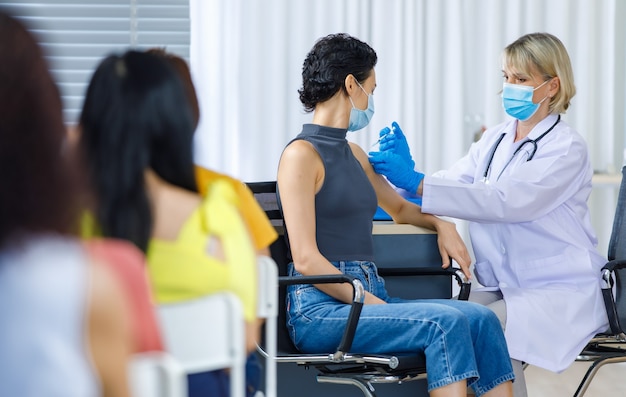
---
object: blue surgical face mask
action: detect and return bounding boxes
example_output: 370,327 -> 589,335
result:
348,81 -> 375,131
501,79 -> 550,121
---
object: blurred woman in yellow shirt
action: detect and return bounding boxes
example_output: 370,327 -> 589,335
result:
78,50 -> 258,397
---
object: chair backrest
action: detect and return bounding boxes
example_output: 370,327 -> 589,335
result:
246,181 -> 299,355
246,181 -> 284,228
247,181 -> 292,263
608,166 -> 626,262
128,351 -> 187,397
606,166 -> 626,332
157,292 -> 246,397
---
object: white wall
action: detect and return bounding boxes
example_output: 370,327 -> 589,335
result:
190,0 -> 625,181
190,0 -> 626,255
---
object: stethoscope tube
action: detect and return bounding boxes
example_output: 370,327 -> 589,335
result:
482,115 -> 561,183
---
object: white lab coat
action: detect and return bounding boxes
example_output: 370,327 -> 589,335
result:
421,113 -> 609,372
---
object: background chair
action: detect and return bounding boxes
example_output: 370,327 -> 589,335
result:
256,255 -> 279,397
129,351 -> 187,397
247,181 -> 471,397
157,292 -> 247,397
574,166 -> 626,397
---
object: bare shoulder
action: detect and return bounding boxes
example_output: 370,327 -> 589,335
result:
87,256 -> 131,345
151,184 -> 202,240
348,141 -> 367,157
89,257 -> 127,312
279,139 -> 323,178
165,184 -> 202,208
87,256 -> 133,397
278,139 -> 325,194
280,139 -> 319,164
348,142 -> 373,171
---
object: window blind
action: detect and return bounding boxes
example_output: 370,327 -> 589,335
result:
0,0 -> 190,124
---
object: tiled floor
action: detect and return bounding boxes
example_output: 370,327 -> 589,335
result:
525,361 -> 626,396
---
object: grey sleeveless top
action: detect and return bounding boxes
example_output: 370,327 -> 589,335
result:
289,124 -> 377,261
0,235 -> 99,397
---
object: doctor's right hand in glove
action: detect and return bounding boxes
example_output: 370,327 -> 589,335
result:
378,121 -> 415,169
369,121 -> 425,195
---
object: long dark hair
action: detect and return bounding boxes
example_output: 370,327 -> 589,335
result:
0,10 -> 85,246
146,48 -> 200,129
79,50 -> 197,252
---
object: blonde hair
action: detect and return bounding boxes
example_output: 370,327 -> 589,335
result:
502,32 -> 575,114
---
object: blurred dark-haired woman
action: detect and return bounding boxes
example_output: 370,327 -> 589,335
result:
0,10 -> 132,397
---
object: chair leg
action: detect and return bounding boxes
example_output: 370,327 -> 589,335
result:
317,375 -> 377,397
573,356 -> 626,397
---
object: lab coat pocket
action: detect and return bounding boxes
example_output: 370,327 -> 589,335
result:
516,253 -> 577,290
474,260 -> 499,287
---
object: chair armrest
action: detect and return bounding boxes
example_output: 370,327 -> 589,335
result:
600,259 -> 626,335
279,274 -> 365,359
377,266 -> 472,300
602,258 -> 626,273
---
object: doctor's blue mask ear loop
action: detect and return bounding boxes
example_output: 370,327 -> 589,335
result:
481,115 -> 561,183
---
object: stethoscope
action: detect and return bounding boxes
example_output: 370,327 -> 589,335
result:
482,115 -> 561,183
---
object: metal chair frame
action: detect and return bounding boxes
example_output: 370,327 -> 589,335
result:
257,270 -> 470,397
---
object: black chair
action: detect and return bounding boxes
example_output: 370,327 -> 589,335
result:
573,166 -> 626,397
247,181 -> 471,397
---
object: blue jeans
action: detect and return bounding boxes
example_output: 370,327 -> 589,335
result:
286,261 -> 514,395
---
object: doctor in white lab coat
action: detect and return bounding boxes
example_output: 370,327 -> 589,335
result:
370,32 -> 609,397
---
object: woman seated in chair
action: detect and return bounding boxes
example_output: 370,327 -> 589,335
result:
277,33 -> 515,397
78,50 -> 259,397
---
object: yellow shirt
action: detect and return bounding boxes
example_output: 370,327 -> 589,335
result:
146,180 -> 257,322
195,166 -> 278,251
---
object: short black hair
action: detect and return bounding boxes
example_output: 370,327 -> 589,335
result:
298,33 -> 377,112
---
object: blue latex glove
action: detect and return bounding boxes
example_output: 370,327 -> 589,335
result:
378,121 -> 415,170
368,150 -> 424,195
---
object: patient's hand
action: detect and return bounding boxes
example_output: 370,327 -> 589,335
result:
433,220 -> 472,280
